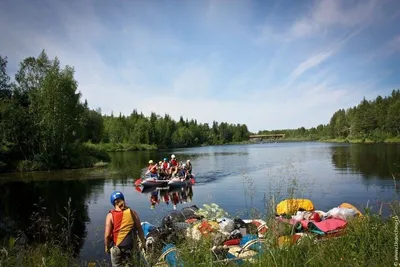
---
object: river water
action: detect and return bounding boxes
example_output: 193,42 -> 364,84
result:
0,142 -> 399,262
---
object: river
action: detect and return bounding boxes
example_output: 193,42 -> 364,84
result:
0,142 -> 399,262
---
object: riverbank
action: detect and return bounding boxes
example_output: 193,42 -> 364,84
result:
1,199 -> 398,267
85,141 -> 254,151
254,136 -> 400,144
319,137 -> 400,144
84,141 -> 158,152
0,144 -> 111,174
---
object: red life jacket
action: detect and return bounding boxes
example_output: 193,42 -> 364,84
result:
148,164 -> 157,174
109,208 -> 135,247
163,162 -> 169,169
170,159 -> 177,166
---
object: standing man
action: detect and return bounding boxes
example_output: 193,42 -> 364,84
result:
104,191 -> 146,267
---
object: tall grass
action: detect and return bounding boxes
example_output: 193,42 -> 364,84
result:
164,168 -> 399,267
0,197 -> 79,267
0,170 -> 399,267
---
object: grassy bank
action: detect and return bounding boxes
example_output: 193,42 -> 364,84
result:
1,201 -> 398,267
84,141 -> 157,152
177,210 -> 399,267
1,144 -> 111,173
1,168 -> 398,267
319,137 -> 400,144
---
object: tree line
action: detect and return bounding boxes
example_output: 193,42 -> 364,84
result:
0,51 -> 250,172
99,111 -> 250,149
2,50 -> 399,172
258,90 -> 400,142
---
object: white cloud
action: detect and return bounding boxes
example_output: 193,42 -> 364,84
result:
288,50 -> 334,84
288,0 -> 378,39
256,0 -> 381,43
0,0 -> 397,134
365,34 -> 400,62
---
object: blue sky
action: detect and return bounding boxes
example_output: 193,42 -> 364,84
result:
1,0 -> 399,132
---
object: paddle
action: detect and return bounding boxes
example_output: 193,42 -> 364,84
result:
135,185 -> 142,192
145,163 -> 158,175
135,178 -> 143,187
135,173 -> 151,187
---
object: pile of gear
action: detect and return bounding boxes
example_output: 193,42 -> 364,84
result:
140,199 -> 363,266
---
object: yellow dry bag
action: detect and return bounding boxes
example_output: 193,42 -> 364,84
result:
276,199 -> 314,215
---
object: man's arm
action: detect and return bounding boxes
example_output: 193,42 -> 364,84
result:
104,213 -> 113,252
131,210 -> 146,245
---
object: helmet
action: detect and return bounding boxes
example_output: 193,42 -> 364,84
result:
158,161 -> 162,165
163,158 -> 168,161
171,154 -> 175,159
149,160 -> 153,164
182,164 -> 186,168
110,191 -> 125,206
186,160 -> 190,163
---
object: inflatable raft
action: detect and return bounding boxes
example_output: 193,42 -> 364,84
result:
135,177 -> 169,188
135,175 -> 195,188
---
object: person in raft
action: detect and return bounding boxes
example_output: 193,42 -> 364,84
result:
160,158 -> 170,178
104,191 -> 146,267
169,154 -> 178,177
146,160 -> 158,179
185,159 -> 193,175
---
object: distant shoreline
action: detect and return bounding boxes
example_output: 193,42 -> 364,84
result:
87,137 -> 400,153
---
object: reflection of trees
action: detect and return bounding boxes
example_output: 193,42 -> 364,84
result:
331,144 -> 400,179
108,151 -> 157,186
0,178 -> 104,256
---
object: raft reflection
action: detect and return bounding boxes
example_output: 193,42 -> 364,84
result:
136,184 -> 194,210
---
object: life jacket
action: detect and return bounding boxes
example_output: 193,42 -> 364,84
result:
110,208 -> 135,247
162,162 -> 169,170
148,164 -> 157,174
170,159 -> 177,166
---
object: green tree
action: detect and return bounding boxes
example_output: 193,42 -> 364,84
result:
28,55 -> 85,167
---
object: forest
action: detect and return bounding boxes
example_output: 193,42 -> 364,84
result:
1,50 -> 399,173
0,51 -> 249,172
259,90 -> 400,143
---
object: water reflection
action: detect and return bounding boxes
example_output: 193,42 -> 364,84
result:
330,144 -> 400,179
0,179 -> 105,256
136,184 -> 194,211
